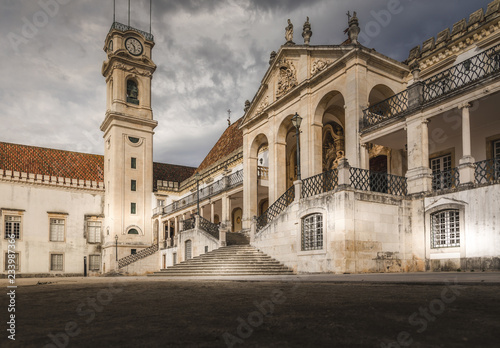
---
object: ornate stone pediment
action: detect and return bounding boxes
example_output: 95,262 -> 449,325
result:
276,58 -> 298,99
256,96 -> 269,115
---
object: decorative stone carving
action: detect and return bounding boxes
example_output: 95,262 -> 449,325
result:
421,37 -> 435,54
302,17 -> 312,45
451,19 -> 466,36
436,28 -> 450,46
468,9 -> 484,28
269,51 -> 277,65
322,123 -> 345,171
244,100 -> 251,113
348,11 -> 360,45
285,19 -> 294,45
276,58 -> 298,99
113,63 -> 152,77
256,96 -> 269,114
408,46 -> 421,61
311,59 -> 332,76
486,0 -> 500,18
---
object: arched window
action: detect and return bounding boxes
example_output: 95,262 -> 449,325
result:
128,228 -> 139,235
301,213 -> 323,251
126,80 -> 139,105
431,210 -> 460,248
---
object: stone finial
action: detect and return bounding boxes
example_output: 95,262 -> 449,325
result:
302,17 -> 312,45
348,11 -> 360,45
244,100 -> 251,113
410,62 -> 421,81
269,51 -> 277,65
285,19 -> 294,45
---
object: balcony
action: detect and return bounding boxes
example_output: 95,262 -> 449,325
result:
362,43 -> 500,132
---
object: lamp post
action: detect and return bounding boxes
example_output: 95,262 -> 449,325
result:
115,234 -> 118,261
291,112 -> 303,180
195,172 -> 200,216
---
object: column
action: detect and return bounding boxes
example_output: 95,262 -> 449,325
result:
210,202 -> 215,223
458,102 -> 475,185
405,117 -> 433,194
221,193 -> 229,228
310,122 -> 323,176
174,216 -> 178,235
360,143 -> 370,170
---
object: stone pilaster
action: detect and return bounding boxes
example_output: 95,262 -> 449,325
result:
458,102 -> 476,185
294,180 -> 302,203
406,118 -> 433,194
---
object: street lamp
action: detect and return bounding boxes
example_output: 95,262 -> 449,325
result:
291,112 -> 303,180
115,234 -> 118,261
195,172 -> 200,216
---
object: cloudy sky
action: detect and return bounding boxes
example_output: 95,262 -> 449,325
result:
0,0 -> 492,167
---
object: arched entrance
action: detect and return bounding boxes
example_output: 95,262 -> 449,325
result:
232,208 -> 243,232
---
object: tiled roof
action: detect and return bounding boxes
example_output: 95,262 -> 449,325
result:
153,162 -> 196,190
0,142 -> 197,189
195,118 -> 243,173
0,142 -> 104,182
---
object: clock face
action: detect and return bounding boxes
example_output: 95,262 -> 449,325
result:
125,37 -> 143,56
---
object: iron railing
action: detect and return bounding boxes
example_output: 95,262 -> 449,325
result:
118,244 -> 158,269
199,216 -> 220,239
181,217 -> 195,231
432,168 -> 460,191
349,168 -> 407,196
362,90 -> 409,128
159,169 -> 243,216
475,159 -> 500,185
111,22 -> 154,41
256,185 -> 295,231
423,43 -> 500,102
301,169 -> 338,199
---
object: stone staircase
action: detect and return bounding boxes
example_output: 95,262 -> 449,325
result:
118,244 -> 158,268
226,231 -> 250,245
150,244 -> 294,276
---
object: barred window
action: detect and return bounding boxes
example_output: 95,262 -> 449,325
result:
430,154 -> 452,190
5,216 -> 21,239
431,210 -> 460,248
89,255 -> 101,270
50,254 -> 63,271
87,221 -> 101,244
50,219 -> 65,241
494,140 -> 500,159
301,214 -> 323,251
4,252 -> 19,271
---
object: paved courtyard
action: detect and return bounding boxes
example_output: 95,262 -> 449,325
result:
1,273 -> 500,347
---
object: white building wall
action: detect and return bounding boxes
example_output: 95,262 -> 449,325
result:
0,180 -> 103,276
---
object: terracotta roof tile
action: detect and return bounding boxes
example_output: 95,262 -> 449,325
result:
153,162 -> 196,190
0,142 -> 197,190
0,142 -> 104,182
195,118 -> 243,173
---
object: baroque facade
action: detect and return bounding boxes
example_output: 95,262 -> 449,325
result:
1,2 -> 500,276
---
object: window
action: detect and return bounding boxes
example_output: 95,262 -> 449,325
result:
128,136 -> 140,144
131,249 -> 137,255
431,210 -> 460,248
4,252 -> 19,271
494,140 -> 500,160
131,203 -> 136,214
50,219 -> 65,242
430,154 -> 452,190
50,254 -> 63,271
5,216 -> 21,239
301,214 -> 323,251
131,157 -> 137,169
157,199 -> 165,207
131,180 -> 137,191
89,255 -> 100,271
128,228 -> 139,235
87,221 -> 101,244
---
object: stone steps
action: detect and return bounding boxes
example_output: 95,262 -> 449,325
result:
150,245 -> 293,277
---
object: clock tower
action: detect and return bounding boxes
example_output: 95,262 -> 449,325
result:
100,22 -> 157,269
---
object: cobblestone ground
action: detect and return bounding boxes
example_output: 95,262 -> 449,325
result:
1,278 -> 499,347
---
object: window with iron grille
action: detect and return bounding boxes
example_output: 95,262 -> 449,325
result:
5,216 -> 21,239
4,252 -> 19,271
89,255 -> 100,270
50,219 -> 65,242
50,254 -> 63,271
430,154 -> 452,190
131,157 -> 137,169
431,210 -> 460,248
87,221 -> 101,243
301,214 -> 323,251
